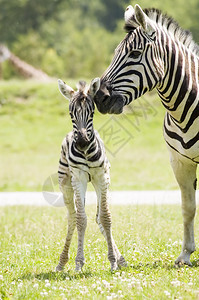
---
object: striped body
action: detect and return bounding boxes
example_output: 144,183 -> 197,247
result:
58,130 -> 107,177
56,79 -> 126,272
94,4 -> 199,266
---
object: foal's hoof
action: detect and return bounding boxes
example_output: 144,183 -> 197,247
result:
117,256 -> 127,268
111,262 -> 118,272
55,264 -> 64,272
75,261 -> 84,272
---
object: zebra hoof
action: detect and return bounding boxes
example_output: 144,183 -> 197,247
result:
55,264 -> 64,272
175,252 -> 192,267
117,256 -> 127,268
75,261 -> 84,272
111,262 -> 118,272
174,259 -> 192,267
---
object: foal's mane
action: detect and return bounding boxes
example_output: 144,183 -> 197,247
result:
125,8 -> 199,56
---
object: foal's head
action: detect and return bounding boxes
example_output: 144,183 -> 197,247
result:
58,78 -> 100,151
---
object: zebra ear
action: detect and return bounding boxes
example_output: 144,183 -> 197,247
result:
89,77 -> 100,98
134,4 -> 155,36
124,5 -> 140,30
58,79 -> 74,101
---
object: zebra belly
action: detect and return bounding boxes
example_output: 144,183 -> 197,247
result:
163,115 -> 199,163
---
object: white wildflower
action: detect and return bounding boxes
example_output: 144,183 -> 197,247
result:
111,293 -> 117,298
102,280 -> 110,289
171,280 -> 181,287
164,291 -> 171,297
188,282 -> 193,286
18,282 -> 23,288
45,282 -> 51,287
97,286 -> 102,293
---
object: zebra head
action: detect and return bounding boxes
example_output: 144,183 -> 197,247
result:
94,4 -> 165,114
58,78 -> 100,151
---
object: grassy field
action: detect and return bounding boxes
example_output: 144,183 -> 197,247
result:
1,205 -> 199,299
0,79 -> 187,192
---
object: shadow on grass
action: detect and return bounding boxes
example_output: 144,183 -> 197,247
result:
131,259 -> 199,270
17,260 -> 199,282
191,259 -> 199,268
130,261 -> 174,271
18,269 -> 100,282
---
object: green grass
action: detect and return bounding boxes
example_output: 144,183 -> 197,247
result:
1,205 -> 199,299
0,79 -> 184,192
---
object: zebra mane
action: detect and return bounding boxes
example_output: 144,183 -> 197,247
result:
125,8 -> 199,56
77,80 -> 87,93
73,80 -> 94,106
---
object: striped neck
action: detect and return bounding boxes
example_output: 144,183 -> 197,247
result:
156,33 -> 199,123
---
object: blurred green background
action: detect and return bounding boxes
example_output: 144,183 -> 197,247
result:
0,0 -> 199,191
1,0 -> 199,80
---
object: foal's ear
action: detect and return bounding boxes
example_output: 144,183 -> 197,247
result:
88,77 -> 100,98
58,79 -> 75,101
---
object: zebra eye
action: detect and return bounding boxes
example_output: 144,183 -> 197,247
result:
129,50 -> 142,59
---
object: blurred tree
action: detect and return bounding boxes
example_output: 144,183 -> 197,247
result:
1,0 -> 199,79
98,0 -> 129,31
0,0 -> 66,44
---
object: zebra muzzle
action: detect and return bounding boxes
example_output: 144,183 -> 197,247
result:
94,81 -> 125,114
76,129 -> 90,151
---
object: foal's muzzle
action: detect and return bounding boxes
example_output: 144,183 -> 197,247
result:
76,129 -> 90,151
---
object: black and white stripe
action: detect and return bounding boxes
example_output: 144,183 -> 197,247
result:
56,78 -> 126,272
94,4 -> 199,266
97,5 -> 199,162
58,81 -> 107,179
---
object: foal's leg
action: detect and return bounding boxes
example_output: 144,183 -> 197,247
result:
92,168 -> 126,271
71,169 -> 88,272
170,151 -> 197,266
95,200 -> 127,269
56,173 -> 76,271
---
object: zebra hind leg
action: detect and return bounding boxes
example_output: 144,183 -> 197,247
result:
93,168 -> 127,271
170,153 -> 197,266
96,210 -> 127,269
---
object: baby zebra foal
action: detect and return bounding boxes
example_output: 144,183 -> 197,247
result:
56,78 -> 126,272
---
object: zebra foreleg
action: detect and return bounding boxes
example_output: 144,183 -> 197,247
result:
56,175 -> 75,271
71,170 -> 88,272
170,152 -> 197,266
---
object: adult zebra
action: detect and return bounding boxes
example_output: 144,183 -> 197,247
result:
94,4 -> 199,266
56,78 -> 126,271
